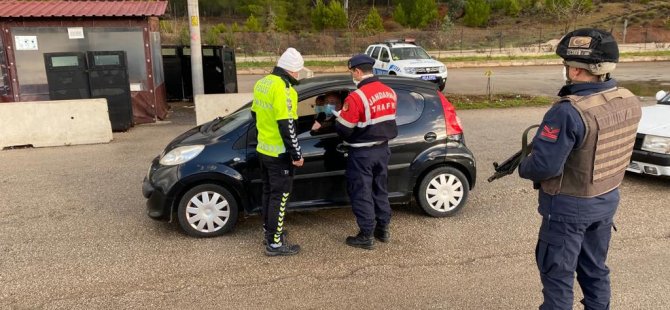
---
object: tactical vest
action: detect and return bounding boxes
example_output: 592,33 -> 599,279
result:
540,87 -> 642,198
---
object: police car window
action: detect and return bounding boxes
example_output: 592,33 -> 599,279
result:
380,49 -> 390,62
391,47 -> 431,60
371,47 -> 381,60
365,46 -> 373,56
395,90 -> 425,125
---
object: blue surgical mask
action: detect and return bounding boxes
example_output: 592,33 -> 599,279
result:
324,104 -> 336,116
315,105 -> 325,114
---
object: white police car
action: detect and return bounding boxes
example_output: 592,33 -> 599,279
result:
627,90 -> 670,177
364,39 -> 448,91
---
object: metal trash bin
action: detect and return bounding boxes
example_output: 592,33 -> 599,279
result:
87,51 -> 133,132
44,52 -> 91,100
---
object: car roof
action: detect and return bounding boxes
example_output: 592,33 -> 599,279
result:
369,43 -> 421,48
297,74 -> 438,93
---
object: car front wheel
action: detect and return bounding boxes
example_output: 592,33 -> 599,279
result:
177,184 -> 239,237
417,166 -> 469,217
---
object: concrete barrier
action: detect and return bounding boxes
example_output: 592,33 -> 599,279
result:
194,93 -> 254,125
0,99 -> 113,149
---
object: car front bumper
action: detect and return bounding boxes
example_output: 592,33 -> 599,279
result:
627,149 -> 670,177
143,157 -> 181,221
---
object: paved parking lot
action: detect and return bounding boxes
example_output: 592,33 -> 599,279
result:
1,96 -> 668,309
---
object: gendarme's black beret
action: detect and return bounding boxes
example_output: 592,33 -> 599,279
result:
348,54 -> 375,69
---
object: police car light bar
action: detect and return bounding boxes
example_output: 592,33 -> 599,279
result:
382,38 -> 417,47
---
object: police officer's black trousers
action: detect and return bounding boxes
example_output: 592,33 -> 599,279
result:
536,217 -> 614,310
345,145 -> 392,236
259,153 -> 294,245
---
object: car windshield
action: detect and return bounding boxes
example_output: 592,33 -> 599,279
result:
205,107 -> 251,134
391,47 -> 431,60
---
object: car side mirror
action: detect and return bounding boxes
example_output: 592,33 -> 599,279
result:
656,90 -> 667,102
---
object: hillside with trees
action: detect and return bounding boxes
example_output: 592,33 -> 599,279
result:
160,0 -> 670,56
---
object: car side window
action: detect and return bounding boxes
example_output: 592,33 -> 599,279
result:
395,90 -> 425,126
371,47 -> 381,60
380,48 -> 390,62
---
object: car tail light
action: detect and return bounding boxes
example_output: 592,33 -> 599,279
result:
437,91 -> 463,135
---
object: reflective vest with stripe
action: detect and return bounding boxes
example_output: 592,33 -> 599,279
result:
251,74 -> 299,157
540,87 -> 642,198
336,80 -> 398,147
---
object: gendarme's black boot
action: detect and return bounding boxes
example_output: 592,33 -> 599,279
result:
374,226 -> 390,243
345,232 -> 374,250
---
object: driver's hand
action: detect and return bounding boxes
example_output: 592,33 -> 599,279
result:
292,158 -> 304,167
311,121 -> 322,131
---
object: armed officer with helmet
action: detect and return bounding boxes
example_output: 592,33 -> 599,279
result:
335,54 -> 398,250
519,29 -> 642,309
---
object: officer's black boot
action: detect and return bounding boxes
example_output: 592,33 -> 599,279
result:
345,232 -> 374,250
374,225 -> 390,243
265,234 -> 300,256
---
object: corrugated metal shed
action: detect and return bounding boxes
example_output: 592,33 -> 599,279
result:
0,0 -> 168,18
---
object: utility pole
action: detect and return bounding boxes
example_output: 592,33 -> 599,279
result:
344,0 -> 348,19
622,19 -> 628,44
187,0 -> 204,96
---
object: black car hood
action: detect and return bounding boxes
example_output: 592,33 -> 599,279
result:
164,111 -> 250,152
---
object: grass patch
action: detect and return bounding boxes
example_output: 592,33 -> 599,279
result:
448,93 -> 554,110
439,54 -> 560,63
236,60 -> 346,69
620,50 -> 670,57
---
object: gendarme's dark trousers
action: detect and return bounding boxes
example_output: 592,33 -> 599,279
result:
345,144 -> 392,236
536,217 -> 614,310
259,153 -> 294,245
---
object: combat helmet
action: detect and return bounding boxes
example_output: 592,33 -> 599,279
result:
556,28 -> 619,77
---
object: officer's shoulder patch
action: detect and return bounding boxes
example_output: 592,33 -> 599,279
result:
342,102 -> 349,112
539,125 -> 560,143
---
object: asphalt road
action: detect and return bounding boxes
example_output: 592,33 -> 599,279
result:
1,63 -> 669,309
238,61 -> 670,97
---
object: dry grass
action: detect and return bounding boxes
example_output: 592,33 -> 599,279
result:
159,2 -> 670,55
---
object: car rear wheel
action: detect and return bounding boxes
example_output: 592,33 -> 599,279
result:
417,166 -> 469,217
177,184 -> 239,237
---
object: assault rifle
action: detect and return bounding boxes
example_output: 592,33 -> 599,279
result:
487,125 -> 539,183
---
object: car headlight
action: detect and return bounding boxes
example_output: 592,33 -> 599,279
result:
439,65 -> 447,73
404,67 -> 416,74
159,145 -> 205,165
641,135 -> 670,154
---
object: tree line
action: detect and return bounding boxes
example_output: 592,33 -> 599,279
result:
165,0 -> 600,32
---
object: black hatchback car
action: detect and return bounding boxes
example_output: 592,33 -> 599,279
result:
142,75 -> 476,237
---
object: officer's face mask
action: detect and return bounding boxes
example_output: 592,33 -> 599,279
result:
563,65 -> 572,85
350,68 -> 361,86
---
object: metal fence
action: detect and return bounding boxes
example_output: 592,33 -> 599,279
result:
160,24 -> 670,59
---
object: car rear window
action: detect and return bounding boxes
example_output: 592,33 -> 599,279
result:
395,90 -> 425,125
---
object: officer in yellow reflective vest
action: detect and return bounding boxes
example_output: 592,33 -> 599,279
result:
251,48 -> 304,256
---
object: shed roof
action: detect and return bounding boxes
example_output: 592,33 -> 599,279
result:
0,0 -> 168,18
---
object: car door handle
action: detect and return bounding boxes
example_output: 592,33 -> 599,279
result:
424,132 -> 437,142
336,143 -> 349,156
